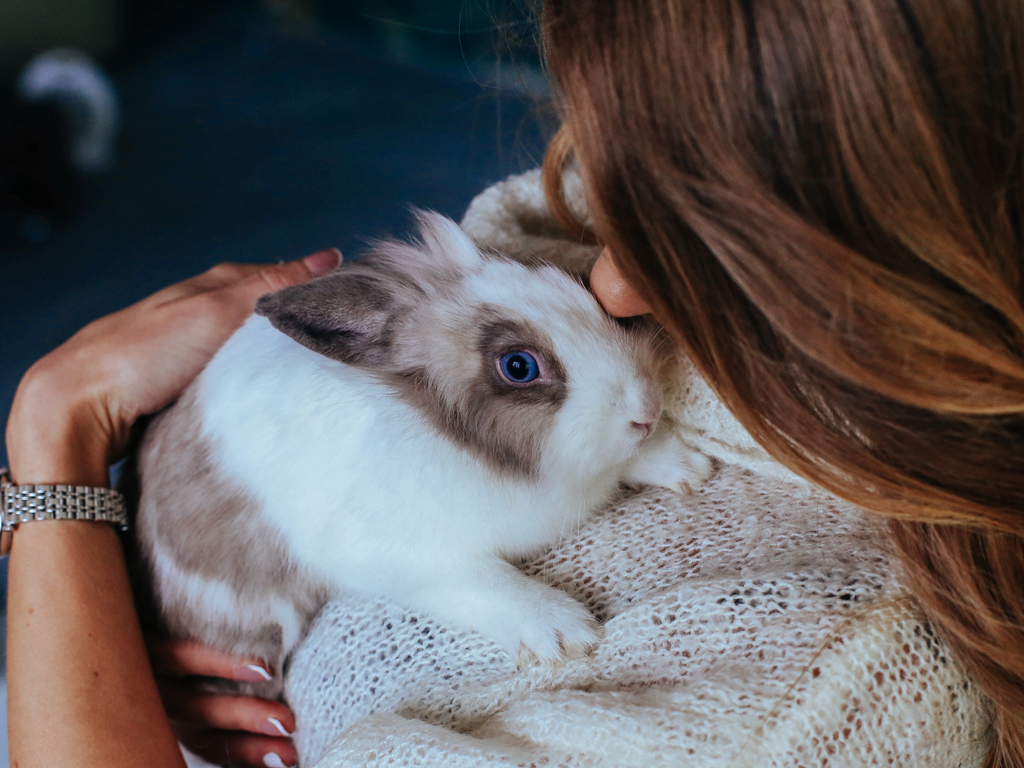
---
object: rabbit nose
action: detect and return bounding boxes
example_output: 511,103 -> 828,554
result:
642,384 -> 663,423
630,421 -> 655,438
640,393 -> 663,427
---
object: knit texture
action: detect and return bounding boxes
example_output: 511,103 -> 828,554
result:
289,467 -> 988,767
280,170 -> 991,767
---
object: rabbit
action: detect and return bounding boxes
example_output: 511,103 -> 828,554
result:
134,212 -> 713,695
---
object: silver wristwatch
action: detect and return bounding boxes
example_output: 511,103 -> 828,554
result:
0,467 -> 129,555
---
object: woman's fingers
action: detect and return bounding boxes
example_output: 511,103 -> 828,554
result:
150,640 -> 298,768
141,263 -> 266,306
159,682 -> 295,737
147,249 -> 341,307
148,637 -> 275,682
136,262 -> 265,309
222,248 -> 341,307
136,248 -> 340,310
176,727 -> 297,768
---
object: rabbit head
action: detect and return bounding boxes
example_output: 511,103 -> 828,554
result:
255,212 -> 664,484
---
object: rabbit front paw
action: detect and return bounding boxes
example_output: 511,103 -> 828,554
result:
409,564 -> 603,667
498,586 -> 603,667
623,427 -> 714,495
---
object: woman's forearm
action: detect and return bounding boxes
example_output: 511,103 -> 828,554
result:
8,523 -> 186,768
5,253 -> 333,767
6,378 -> 186,768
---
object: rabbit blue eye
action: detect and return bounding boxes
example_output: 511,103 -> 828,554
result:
499,352 -> 539,383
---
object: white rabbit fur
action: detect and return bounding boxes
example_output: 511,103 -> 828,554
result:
135,213 -> 712,692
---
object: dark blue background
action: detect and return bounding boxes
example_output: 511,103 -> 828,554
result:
1,3 -> 549,468
0,2 -> 549,609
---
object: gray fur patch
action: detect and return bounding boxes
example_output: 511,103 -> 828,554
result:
255,255 -> 422,367
390,311 -> 567,480
136,387 -> 330,689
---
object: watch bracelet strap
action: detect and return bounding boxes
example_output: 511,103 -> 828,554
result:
1,467 -> 129,533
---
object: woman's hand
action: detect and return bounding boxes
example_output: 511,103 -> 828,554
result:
150,639 -> 298,768
6,248 -> 340,486
6,249 -> 338,768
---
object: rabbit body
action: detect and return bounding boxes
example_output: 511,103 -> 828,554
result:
136,214 -> 712,686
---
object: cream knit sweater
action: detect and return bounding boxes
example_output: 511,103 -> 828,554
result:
282,171 -> 991,768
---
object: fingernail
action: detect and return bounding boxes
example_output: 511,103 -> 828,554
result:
234,663 -> 273,682
263,753 -> 291,768
260,716 -> 293,737
302,248 -> 341,276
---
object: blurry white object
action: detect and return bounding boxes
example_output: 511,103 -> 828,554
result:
16,47 -> 119,173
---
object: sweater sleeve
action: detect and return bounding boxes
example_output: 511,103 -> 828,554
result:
290,468 -> 990,768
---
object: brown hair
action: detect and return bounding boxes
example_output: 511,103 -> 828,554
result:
541,0 -> 1024,765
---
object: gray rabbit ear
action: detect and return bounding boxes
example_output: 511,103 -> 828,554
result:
255,266 -> 406,367
255,214 -> 477,366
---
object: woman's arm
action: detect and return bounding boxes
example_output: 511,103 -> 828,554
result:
5,250 -> 339,768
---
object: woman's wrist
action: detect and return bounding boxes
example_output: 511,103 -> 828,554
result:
6,360 -> 115,487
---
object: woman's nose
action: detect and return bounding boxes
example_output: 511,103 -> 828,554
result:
590,247 -> 653,318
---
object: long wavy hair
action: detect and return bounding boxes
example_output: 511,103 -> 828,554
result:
540,1 -> 1024,765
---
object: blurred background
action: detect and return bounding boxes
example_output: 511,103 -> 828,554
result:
0,0 -> 551,759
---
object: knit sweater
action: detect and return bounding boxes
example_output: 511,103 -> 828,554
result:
283,170 -> 991,768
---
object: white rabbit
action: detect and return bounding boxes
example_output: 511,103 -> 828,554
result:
135,212 -> 712,693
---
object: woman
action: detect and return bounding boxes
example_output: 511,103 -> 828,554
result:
7,0 -> 1024,766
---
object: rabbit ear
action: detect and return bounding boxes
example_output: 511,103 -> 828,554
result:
413,210 -> 482,273
256,213 -> 478,366
255,264 -> 409,366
